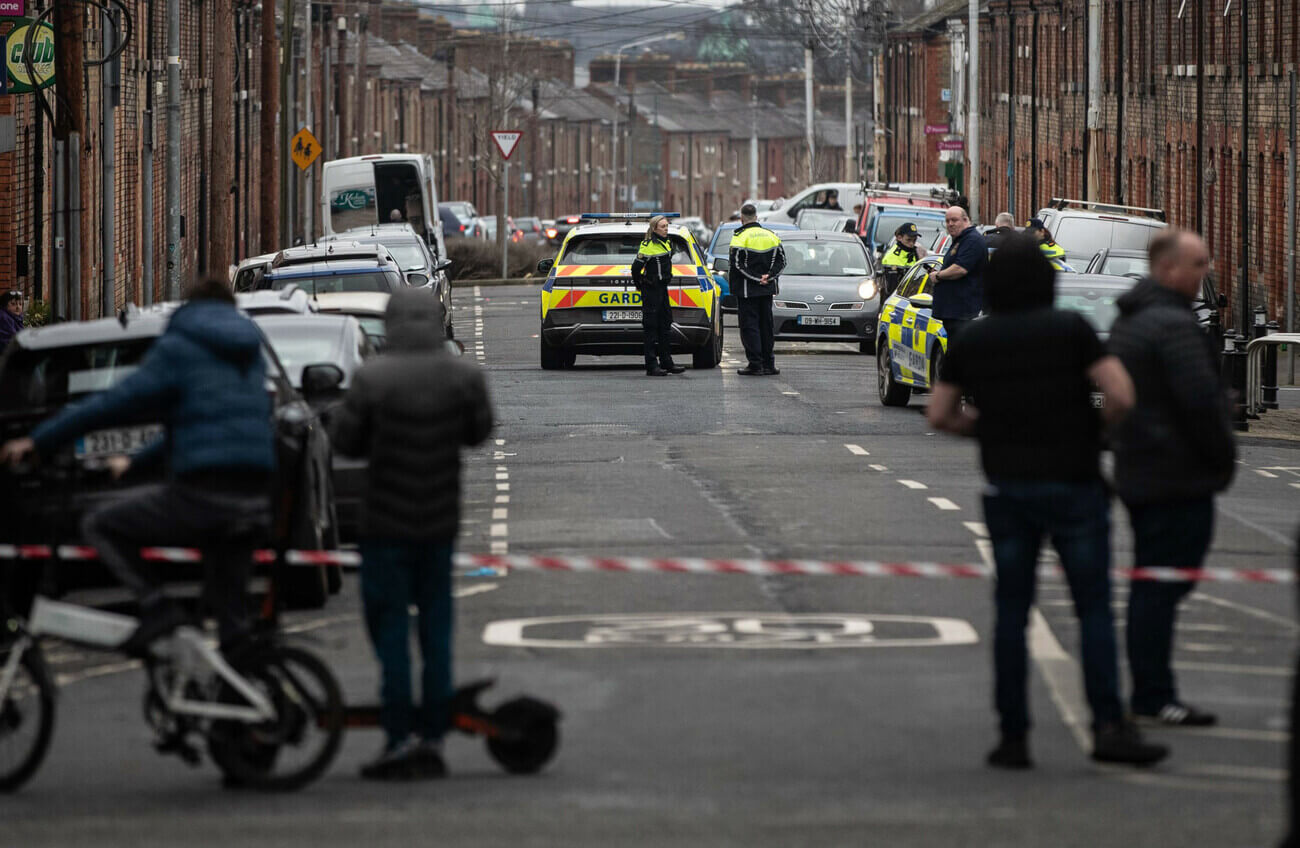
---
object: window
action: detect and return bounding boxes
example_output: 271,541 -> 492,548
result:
0,339 -> 156,412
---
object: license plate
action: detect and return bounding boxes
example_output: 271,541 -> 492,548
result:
797,315 -> 840,326
603,310 -> 642,322
75,425 -> 164,459
1090,392 -> 1104,409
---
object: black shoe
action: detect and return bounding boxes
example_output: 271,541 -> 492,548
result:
119,601 -> 190,659
1134,702 -> 1217,727
986,735 -> 1033,770
761,367 -> 780,376
664,364 -> 686,374
410,739 -> 448,779
646,367 -> 668,377
360,738 -> 424,781
1092,720 -> 1169,766
737,366 -> 763,376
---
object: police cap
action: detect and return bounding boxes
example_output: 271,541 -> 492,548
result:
1026,217 -> 1046,230
895,222 -> 919,237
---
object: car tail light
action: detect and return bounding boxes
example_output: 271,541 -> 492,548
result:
459,224 -> 466,232
565,216 -> 580,224
545,228 -> 558,239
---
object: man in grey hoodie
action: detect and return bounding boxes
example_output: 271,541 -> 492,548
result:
1108,229 -> 1235,727
330,288 -> 494,780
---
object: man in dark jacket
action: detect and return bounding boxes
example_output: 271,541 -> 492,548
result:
932,206 -> 988,347
729,203 -> 787,376
330,288 -> 494,780
983,213 -> 1017,250
0,290 -> 24,349
1109,229 -> 1235,727
0,276 -> 274,655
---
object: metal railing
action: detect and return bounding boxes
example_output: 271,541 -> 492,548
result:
1245,333 -> 1300,416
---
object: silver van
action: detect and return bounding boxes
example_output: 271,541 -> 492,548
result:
1033,199 -> 1167,268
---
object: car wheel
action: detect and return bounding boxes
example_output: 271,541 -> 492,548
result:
282,519 -> 330,610
692,305 -> 723,369
877,343 -> 911,407
928,345 -> 944,391
561,350 -> 577,368
540,338 -> 564,370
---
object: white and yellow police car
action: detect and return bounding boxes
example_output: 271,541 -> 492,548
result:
536,213 -> 723,370
875,255 -> 946,406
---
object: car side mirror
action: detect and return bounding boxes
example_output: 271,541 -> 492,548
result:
300,363 -> 345,402
445,339 -> 466,356
910,292 -> 934,309
406,272 -> 430,287
712,257 -> 729,272
434,259 -> 453,273
537,258 -> 554,273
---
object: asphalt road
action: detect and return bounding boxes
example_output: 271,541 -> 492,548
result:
10,284 -> 1298,847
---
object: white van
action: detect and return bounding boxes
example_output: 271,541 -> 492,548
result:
758,182 -> 868,224
320,154 -> 447,261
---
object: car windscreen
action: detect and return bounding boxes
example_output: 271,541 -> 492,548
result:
1099,254 -> 1150,277
368,242 -> 425,271
254,321 -> 343,387
781,241 -> 871,277
268,270 -> 397,294
0,339 -> 156,413
560,234 -> 692,266
871,213 -> 945,250
1055,284 -> 1129,334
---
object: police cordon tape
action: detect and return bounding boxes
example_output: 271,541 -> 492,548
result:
0,545 -> 1291,585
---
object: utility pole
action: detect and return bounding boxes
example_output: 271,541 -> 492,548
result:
211,0 -> 235,273
279,0 -> 295,245
749,93 -> 758,201
966,0 -> 979,222
844,7 -> 854,183
260,0 -> 280,252
1085,0 -> 1101,201
805,41 -> 815,184
55,0 -> 86,316
336,14 -> 347,158
1237,0 -> 1249,332
101,9 -> 118,317
303,0 -> 313,244
166,0 -> 181,298
142,2 -> 156,305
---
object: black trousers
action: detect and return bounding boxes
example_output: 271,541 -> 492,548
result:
80,481 -> 269,646
640,284 -> 676,369
737,295 -> 775,369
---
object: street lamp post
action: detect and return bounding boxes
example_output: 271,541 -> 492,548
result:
610,32 -> 683,211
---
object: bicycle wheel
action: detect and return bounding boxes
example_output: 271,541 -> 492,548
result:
207,643 -> 343,792
0,642 -> 56,793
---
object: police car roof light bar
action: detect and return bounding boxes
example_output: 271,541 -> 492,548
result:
1047,198 -> 1167,222
578,212 -> 681,220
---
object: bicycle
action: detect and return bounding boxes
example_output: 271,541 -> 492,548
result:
0,459 -> 345,793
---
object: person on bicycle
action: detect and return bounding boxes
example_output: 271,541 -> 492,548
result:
0,275 -> 274,657
330,287 -> 494,780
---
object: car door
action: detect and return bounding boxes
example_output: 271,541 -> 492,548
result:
885,258 -> 942,387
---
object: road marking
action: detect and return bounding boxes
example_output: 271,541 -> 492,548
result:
495,494 -> 510,504
1157,726 -> 1287,743
647,518 -> 674,540
1181,642 -> 1235,653
928,497 -> 960,511
492,508 -> 508,520
495,472 -> 509,480
1191,591 -> 1299,631
497,482 -> 510,491
454,583 -> 499,599
496,439 -> 506,446
1291,483 -> 1300,490
898,479 -> 927,490
490,541 -> 509,555
490,523 -> 508,537
1255,469 -> 1279,478
55,660 -> 141,687
963,521 -> 988,537
844,444 -> 869,456
1172,661 -> 1290,677
1028,610 -> 1092,752
868,464 -> 888,471
1182,764 -> 1286,782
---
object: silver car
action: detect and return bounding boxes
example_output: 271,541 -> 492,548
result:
771,231 -> 880,354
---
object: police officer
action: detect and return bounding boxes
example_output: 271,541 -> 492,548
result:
1027,218 -> 1073,271
730,203 -> 787,376
630,215 -> 686,377
880,223 -> 926,296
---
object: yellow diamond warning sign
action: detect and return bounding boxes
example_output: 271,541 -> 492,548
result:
290,127 -> 321,172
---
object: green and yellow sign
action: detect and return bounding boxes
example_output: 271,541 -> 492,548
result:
3,17 -> 55,94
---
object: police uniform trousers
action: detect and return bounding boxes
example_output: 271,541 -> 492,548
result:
640,283 -> 676,369
737,293 -> 775,370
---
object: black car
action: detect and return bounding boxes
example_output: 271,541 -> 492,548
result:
439,202 -> 483,240
254,313 -> 373,542
0,305 -> 341,611
545,214 -> 584,249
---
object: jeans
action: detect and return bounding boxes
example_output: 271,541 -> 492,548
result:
982,478 -> 1124,735
737,294 -> 775,369
80,481 -> 267,648
640,284 -> 676,369
359,538 -> 455,748
1124,497 -> 1214,713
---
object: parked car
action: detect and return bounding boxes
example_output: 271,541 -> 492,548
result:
439,202 -> 483,239
545,214 -> 585,248
795,208 -> 857,233
763,231 -> 880,353
1032,198 -> 1167,267
679,216 -> 712,247
514,216 -> 545,246
704,221 -> 798,312
320,223 -> 453,337
1084,247 -> 1150,279
236,286 -> 319,316
263,255 -> 406,296
758,183 -> 870,224
253,313 -> 374,542
861,204 -> 948,256
319,153 -> 444,254
0,305 -> 340,609
231,252 -> 278,292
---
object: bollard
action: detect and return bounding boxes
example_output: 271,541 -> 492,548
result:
1263,320 -> 1280,411
1254,304 -> 1269,340
1222,330 -> 1251,431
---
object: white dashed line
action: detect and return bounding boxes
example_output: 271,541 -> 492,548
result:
898,479 -> 928,490
962,521 -> 988,537
868,464 -> 888,471
490,541 -> 509,555
490,523 -> 508,537
492,508 -> 508,520
1255,469 -> 1279,478
1291,483 -> 1300,490
495,494 -> 510,504
928,497 -> 961,511
495,472 -> 509,480
497,482 -> 510,491
844,444 -> 869,456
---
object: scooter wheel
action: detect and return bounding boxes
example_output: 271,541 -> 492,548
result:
485,698 -> 559,775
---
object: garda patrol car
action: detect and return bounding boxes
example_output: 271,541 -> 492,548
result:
875,255 -> 946,406
536,213 -> 723,370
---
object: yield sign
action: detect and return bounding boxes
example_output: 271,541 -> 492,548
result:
491,130 -> 522,161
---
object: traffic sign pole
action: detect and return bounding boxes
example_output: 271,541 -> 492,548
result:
491,131 -> 522,280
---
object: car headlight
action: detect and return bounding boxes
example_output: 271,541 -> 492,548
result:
857,279 -> 878,300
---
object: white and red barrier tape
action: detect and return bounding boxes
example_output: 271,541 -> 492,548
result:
0,547 -> 1291,584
